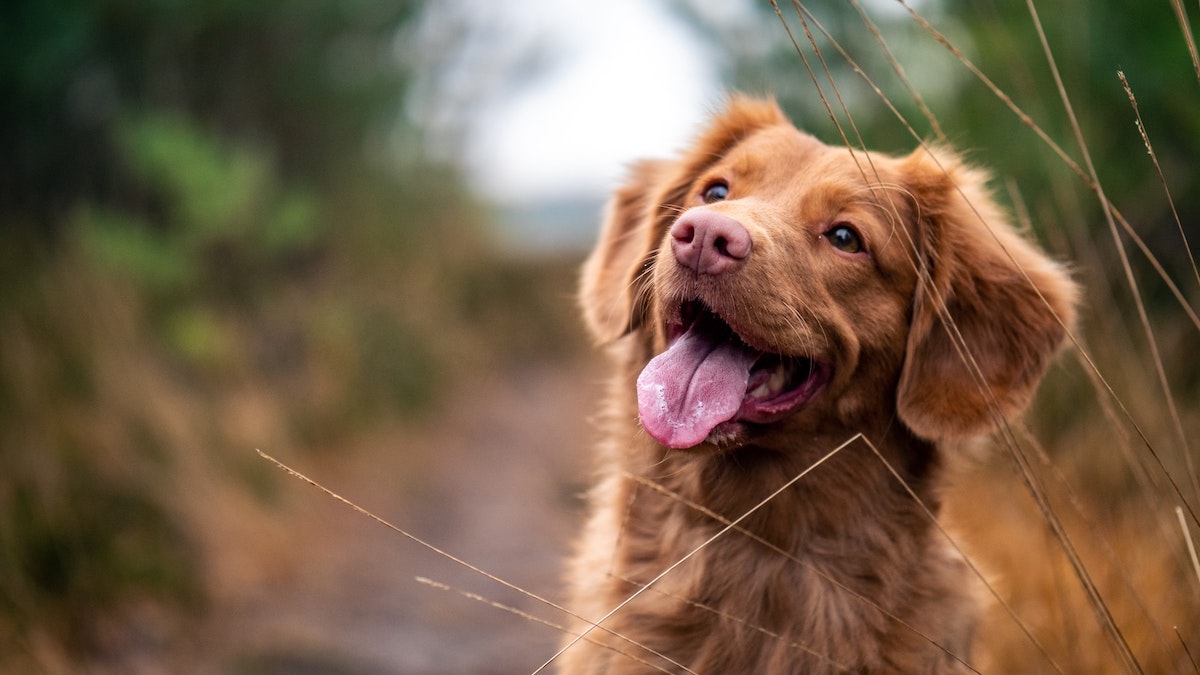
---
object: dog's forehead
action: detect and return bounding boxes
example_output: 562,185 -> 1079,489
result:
725,125 -> 900,187
716,126 -> 908,217
726,125 -> 825,165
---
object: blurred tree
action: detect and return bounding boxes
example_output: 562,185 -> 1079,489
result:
0,0 -> 493,668
674,0 -> 1198,279
0,0 -> 421,235
950,0 -> 1199,274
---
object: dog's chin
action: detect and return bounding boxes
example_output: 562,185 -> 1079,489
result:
697,420 -> 750,451
691,414 -> 814,454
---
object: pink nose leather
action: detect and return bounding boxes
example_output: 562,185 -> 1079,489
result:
670,210 -> 752,276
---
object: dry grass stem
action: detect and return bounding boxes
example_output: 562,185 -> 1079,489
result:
254,450 -> 689,672
1117,70 -> 1200,295
1177,506 -> 1200,593
414,577 -> 680,675
1169,0 -> 1200,83
534,438 -> 853,674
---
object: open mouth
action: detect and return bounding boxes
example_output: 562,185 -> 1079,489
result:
636,301 -> 831,449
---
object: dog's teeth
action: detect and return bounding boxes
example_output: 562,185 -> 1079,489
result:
748,364 -> 789,399
768,368 -> 787,392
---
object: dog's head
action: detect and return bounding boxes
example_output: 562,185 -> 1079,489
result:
581,96 -> 1078,450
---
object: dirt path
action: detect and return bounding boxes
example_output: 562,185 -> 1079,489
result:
212,357 -> 603,674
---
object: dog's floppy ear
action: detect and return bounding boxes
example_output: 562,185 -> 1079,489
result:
580,95 -> 789,343
896,148 -> 1079,440
579,160 -> 673,342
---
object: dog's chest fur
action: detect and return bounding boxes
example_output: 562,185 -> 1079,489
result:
560,369 -> 978,675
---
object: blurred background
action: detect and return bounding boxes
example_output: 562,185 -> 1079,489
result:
1,0 -> 1197,673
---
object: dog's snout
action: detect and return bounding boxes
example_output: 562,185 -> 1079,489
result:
670,210 -> 752,276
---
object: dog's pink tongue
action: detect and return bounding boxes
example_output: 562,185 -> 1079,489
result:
637,318 -> 757,448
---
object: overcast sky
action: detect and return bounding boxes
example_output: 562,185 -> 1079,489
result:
408,0 -> 953,209
411,0 -> 734,205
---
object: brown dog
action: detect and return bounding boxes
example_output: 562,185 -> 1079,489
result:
560,97 -> 1077,674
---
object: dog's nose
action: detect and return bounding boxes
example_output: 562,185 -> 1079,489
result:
670,210 -> 752,276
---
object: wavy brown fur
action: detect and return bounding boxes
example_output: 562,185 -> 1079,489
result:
562,96 -> 1078,674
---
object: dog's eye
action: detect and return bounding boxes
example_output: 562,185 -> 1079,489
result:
702,182 -> 729,204
825,224 -> 864,254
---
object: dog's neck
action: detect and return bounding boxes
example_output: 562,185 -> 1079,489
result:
623,420 -> 940,558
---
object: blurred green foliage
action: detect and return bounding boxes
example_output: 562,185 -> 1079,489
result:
77,111 -> 322,363
0,0 -> 494,666
2,479 -> 202,652
1,0 -> 420,227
